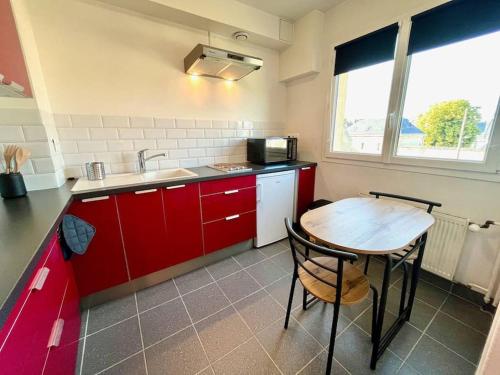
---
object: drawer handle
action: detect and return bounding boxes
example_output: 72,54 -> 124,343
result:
166,184 -> 186,190
82,196 -> 109,203
29,267 -> 50,291
301,167 -> 311,171
224,189 -> 239,195
47,319 -> 65,348
225,214 -> 240,221
134,189 -> 157,195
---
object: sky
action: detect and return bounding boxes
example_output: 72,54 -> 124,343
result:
342,30 -> 500,124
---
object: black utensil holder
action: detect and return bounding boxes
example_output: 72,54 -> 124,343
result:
0,172 -> 27,199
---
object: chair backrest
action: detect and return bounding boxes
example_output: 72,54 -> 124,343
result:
284,218 -> 357,296
369,191 -> 442,213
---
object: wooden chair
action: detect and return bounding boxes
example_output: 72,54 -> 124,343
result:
284,218 -> 377,375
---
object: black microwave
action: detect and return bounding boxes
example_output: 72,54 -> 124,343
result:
247,137 -> 298,164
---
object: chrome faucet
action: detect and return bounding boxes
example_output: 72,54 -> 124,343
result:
137,149 -> 167,173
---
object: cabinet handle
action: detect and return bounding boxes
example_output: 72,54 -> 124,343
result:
47,319 -> 65,348
224,189 -> 239,195
166,184 -> 186,190
82,196 -> 109,203
256,183 -> 262,203
29,267 -> 50,291
301,167 -> 311,171
225,214 -> 240,221
134,189 -> 157,195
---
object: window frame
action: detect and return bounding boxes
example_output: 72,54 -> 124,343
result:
324,18 -> 500,177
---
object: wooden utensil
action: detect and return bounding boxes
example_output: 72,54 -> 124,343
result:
3,145 -> 18,174
14,147 -> 31,173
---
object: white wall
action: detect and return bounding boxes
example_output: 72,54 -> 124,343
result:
286,0 -> 500,288
24,0 -> 286,121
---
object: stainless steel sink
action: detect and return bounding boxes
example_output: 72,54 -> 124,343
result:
71,168 -> 198,193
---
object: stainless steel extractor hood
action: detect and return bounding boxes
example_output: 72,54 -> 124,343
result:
184,44 -> 263,81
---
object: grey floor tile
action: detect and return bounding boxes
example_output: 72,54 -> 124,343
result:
197,367 -> 215,375
245,261 -> 287,287
397,363 -> 422,374
339,290 -> 372,321
292,302 -> 351,346
234,289 -> 285,333
233,249 -> 267,267
145,326 -> 209,375
451,284 -> 485,306
269,250 -> 295,273
427,312 -> 487,364
82,317 -> 142,375
355,307 -> 422,359
76,338 -> 84,375
265,275 -> 304,309
217,270 -> 260,302
386,286 -> 437,331
100,352 -> 147,375
79,309 -> 88,338
297,350 -> 349,375
365,257 -> 403,284
183,283 -> 230,322
333,324 -> 402,374
195,306 -> 252,363
258,242 -> 288,258
136,280 -> 179,312
441,294 -> 493,334
140,297 -> 191,347
407,335 -> 476,375
256,317 -> 323,375
394,278 -> 448,308
420,270 -> 452,292
86,294 -> 137,335
175,267 -> 214,295
206,257 -> 242,280
212,337 -> 280,375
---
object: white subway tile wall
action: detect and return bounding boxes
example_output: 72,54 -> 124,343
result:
54,114 -> 285,177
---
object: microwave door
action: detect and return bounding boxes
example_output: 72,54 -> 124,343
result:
265,138 -> 288,163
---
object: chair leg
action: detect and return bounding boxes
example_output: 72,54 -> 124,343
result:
364,255 -> 370,275
284,272 -> 297,329
325,302 -> 341,375
370,285 -> 379,343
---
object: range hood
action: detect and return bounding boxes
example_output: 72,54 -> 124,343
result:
184,44 -> 263,81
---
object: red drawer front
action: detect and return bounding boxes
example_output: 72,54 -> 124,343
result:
203,210 -> 256,254
163,184 -> 204,265
0,241 -> 68,375
43,274 -> 80,375
201,187 -> 256,223
200,175 -> 256,196
296,166 -> 316,220
69,195 -> 129,296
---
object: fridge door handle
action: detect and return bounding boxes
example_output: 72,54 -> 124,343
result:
256,183 -> 262,203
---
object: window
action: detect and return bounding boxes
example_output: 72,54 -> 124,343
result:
328,0 -> 500,173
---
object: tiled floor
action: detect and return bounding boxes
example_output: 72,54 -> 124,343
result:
76,241 -> 493,374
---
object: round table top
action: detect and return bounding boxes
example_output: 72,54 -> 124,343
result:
300,197 -> 435,255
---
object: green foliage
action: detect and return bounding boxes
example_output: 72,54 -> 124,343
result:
417,100 -> 481,147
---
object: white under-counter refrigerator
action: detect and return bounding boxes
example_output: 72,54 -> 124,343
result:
255,170 -> 296,247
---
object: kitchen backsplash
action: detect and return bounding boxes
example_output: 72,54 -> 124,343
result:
53,114 -> 286,177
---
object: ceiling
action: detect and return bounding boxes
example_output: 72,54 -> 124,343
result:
236,0 -> 344,20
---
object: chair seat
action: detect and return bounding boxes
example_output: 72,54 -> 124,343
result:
298,257 -> 370,305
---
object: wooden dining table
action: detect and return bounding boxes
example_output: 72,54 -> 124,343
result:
300,194 -> 438,369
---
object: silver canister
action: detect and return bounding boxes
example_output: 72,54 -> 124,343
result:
85,162 -> 106,180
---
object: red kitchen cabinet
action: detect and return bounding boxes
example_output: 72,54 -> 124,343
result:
0,237 -> 69,375
296,166 -> 316,220
201,187 -> 256,223
162,183 -> 203,265
69,195 -> 129,296
203,211 -> 256,254
200,175 -> 256,195
116,188 -> 169,279
43,274 -> 80,375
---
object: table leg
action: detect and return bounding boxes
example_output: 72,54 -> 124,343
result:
406,232 -> 427,321
370,255 -> 392,370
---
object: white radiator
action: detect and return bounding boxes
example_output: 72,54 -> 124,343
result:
422,211 -> 469,280
358,193 -> 469,280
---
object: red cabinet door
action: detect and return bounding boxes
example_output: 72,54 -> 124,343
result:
43,273 -> 80,375
0,240 -> 68,375
201,187 -> 256,223
162,183 -> 203,265
296,166 -> 316,220
203,211 -> 256,254
116,189 -> 169,279
69,195 -> 129,296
